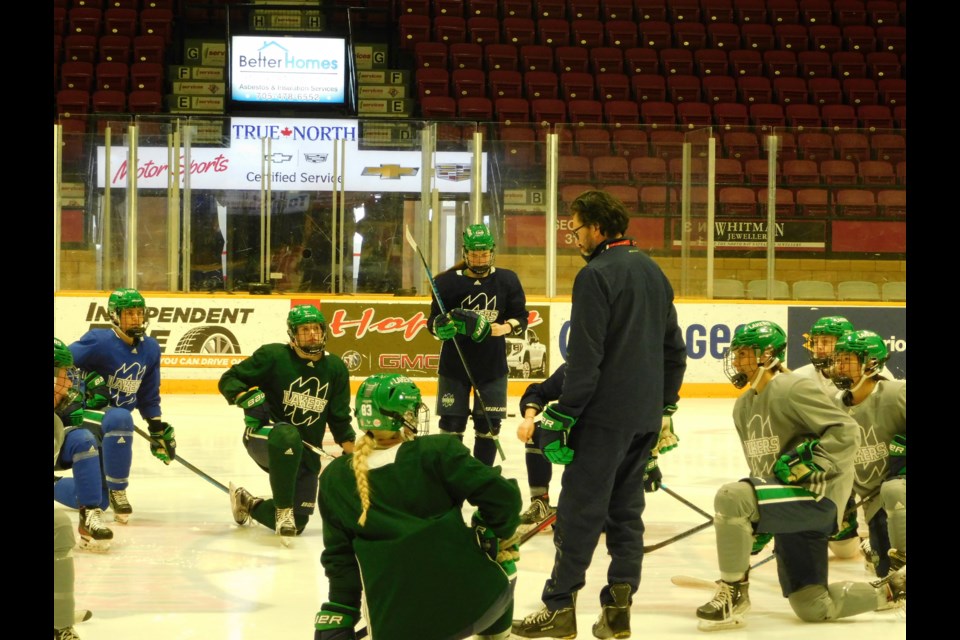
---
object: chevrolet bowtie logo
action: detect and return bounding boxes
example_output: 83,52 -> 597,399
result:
362,164 -> 419,179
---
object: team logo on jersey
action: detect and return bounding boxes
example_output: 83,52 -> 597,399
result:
441,393 -> 456,408
109,361 -> 146,407
282,376 -> 330,426
459,292 -> 499,324
743,414 -> 779,478
853,424 -> 890,485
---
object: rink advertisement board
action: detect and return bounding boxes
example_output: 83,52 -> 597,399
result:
787,306 -> 906,379
53,294 -> 903,393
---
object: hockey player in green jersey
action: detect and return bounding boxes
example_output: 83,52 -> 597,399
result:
315,374 -> 521,640
220,304 -> 355,546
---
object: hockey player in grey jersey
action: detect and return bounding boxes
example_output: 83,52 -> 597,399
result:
828,330 -> 906,589
695,320 -> 905,631
792,315 -> 861,559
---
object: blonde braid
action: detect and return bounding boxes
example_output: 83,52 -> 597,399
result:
352,434 -> 376,526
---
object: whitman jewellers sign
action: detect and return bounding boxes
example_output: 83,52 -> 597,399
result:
672,219 -> 827,251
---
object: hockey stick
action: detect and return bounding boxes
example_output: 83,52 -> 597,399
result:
644,518 -> 714,553
133,426 -> 229,494
660,483 -> 714,521
520,511 -> 557,546
404,225 -> 506,461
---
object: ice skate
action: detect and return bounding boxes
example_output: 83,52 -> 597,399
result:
593,583 -> 632,638
77,507 -> 113,552
517,496 -> 556,538
229,482 -> 261,526
276,507 -> 297,546
872,564 -> 906,611
108,489 -> 132,524
54,626 -> 81,640
696,580 -> 750,631
512,604 -> 577,639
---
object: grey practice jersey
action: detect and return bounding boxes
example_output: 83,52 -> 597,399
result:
792,363 -> 842,399
837,378 -> 906,522
733,372 -> 861,528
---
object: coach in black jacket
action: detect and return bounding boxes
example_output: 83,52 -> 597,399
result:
514,190 -> 688,639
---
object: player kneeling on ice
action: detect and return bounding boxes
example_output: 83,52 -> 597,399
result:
827,330 -> 906,599
219,304 -> 355,546
696,320 -> 905,631
315,374 -> 521,640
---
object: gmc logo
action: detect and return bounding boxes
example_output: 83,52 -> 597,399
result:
378,354 -> 439,370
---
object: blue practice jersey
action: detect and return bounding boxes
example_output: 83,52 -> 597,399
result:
69,329 -> 163,421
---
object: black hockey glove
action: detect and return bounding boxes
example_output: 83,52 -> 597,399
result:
235,387 -> 271,430
314,602 -> 360,640
773,439 -> 822,484
643,456 -> 663,492
886,434 -> 905,479
83,371 -> 110,410
147,417 -> 176,465
449,308 -> 492,343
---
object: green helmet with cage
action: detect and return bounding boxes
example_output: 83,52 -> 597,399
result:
803,315 -> 854,370
108,288 -> 148,340
830,329 -> 889,390
354,374 -> 429,435
54,337 -> 79,411
286,304 -> 327,354
723,320 -> 788,388
462,224 -> 496,275
54,337 -> 73,370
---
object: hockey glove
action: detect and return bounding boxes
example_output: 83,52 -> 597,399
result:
236,387 -> 271,430
432,314 -> 458,341
751,532 -> 773,555
472,512 -> 520,580
773,439 -> 822,484
658,404 -> 679,454
887,434 -> 905,479
147,418 -> 176,465
449,308 -> 492,343
83,372 -> 110,410
830,496 -> 859,541
643,456 -> 663,493
314,602 -> 360,640
538,404 -> 576,465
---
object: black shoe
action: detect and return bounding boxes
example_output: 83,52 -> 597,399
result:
513,604 -> 577,639
593,583 -> 632,638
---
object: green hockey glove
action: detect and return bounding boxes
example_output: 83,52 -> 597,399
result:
314,602 -> 359,640
774,439 -> 822,484
658,404 -> 679,454
83,372 -> 110,410
751,532 -> 773,555
236,387 -> 271,430
887,434 -> 905,479
538,404 -> 576,465
147,418 -> 176,465
449,308 -> 492,343
830,495 -> 859,541
432,314 -> 458,341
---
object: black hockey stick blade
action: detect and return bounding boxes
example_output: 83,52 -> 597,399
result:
403,224 -> 507,462
133,426 -> 229,494
519,512 -> 557,546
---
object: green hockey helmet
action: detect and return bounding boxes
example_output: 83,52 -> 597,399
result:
354,374 -> 429,435
54,337 -> 73,370
462,224 -> 495,275
723,320 -> 787,388
830,329 -> 889,390
287,304 -> 327,354
803,316 -> 854,370
108,288 -> 148,340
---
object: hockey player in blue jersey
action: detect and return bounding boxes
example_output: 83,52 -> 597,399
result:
54,289 -> 176,551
